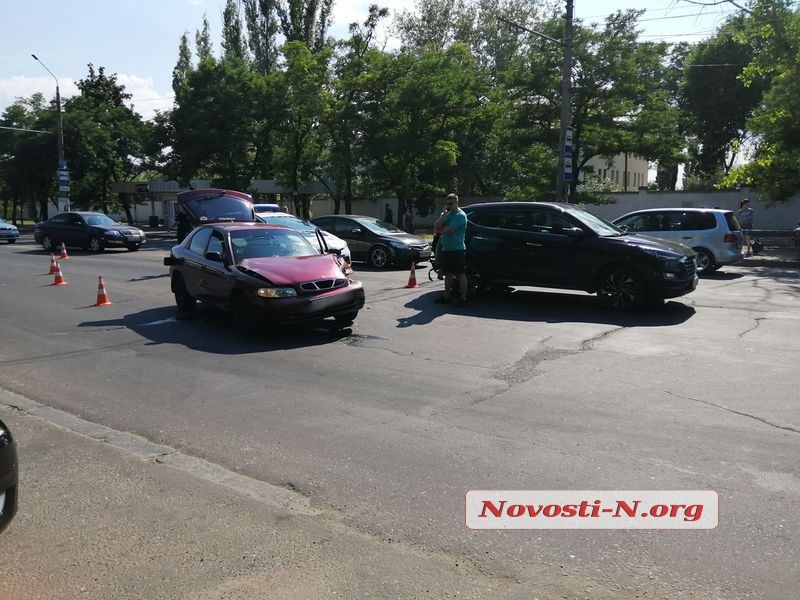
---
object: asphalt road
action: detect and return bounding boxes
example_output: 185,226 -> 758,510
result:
0,235 -> 797,599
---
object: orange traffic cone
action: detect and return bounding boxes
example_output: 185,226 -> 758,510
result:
404,262 -> 419,288
94,275 -> 113,306
48,253 -> 59,274
51,262 -> 68,286
60,242 -> 69,260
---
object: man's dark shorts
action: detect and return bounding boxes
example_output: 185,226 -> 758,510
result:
439,250 -> 465,275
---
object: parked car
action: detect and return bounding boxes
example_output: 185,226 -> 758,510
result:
0,417 -> 18,534
256,211 -> 351,264
613,208 -> 743,273
34,212 -> 146,252
164,222 -> 364,327
253,203 -> 281,213
462,202 -> 698,309
0,218 -> 19,244
311,215 -> 432,268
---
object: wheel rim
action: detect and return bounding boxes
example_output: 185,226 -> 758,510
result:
42,236 -> 53,251
89,237 -> 102,252
695,250 -> 711,273
370,247 -> 388,268
599,270 -> 641,309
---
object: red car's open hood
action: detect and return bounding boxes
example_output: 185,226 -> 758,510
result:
237,254 -> 346,285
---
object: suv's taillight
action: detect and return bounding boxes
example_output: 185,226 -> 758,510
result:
723,233 -> 738,243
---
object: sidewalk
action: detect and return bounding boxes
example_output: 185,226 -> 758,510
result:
742,236 -> 800,268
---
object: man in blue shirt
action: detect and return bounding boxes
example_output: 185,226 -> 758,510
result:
433,193 -> 468,306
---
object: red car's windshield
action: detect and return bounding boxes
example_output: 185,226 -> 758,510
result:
230,229 -> 318,261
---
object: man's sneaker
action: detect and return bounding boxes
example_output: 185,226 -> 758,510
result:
433,296 -> 451,304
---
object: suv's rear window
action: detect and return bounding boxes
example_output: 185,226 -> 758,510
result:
724,212 -> 741,231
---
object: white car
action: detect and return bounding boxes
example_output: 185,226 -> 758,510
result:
255,212 -> 352,264
613,208 -> 743,273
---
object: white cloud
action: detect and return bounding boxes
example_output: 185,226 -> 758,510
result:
0,76 -> 78,114
116,74 -> 174,119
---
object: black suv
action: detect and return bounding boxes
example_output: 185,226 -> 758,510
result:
463,202 -> 698,309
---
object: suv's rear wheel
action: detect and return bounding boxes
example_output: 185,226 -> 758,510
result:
597,267 -> 644,310
693,247 -> 717,273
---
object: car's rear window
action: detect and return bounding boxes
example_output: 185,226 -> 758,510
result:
724,212 -> 741,231
184,195 -> 254,222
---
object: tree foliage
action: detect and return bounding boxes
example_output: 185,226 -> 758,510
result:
9,0 -> 800,219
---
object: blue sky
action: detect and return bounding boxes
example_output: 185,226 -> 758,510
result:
1,0 -> 740,120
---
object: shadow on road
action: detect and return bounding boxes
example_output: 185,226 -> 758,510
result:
398,288 -> 696,328
78,306 -> 354,354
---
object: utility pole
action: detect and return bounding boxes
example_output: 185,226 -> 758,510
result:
32,54 -> 70,213
556,0 -> 574,203
499,0 -> 573,203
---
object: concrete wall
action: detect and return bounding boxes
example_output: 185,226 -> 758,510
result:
104,181 -> 800,232
583,187 -> 800,231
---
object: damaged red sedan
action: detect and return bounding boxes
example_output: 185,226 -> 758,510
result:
164,222 -> 365,327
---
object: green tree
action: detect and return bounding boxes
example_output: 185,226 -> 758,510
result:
169,58 -> 281,190
244,0 -> 281,73
359,44 -> 483,214
273,41 -> 332,218
680,14 -> 766,189
277,0 -> 334,51
64,65 -> 150,222
222,0 -> 249,61
0,95 -> 55,220
721,0 -> 799,200
323,4 -> 390,214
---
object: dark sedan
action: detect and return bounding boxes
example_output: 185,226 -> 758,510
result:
164,222 -> 365,327
34,212 -> 147,252
0,417 -> 18,534
311,215 -> 432,268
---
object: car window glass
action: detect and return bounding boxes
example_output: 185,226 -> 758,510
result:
493,211 -> 530,231
550,214 -> 576,234
724,212 -> 740,231
333,219 -> 357,235
353,217 -> 403,234
231,229 -> 317,260
207,232 -> 224,257
188,228 -> 214,255
67,215 -> 83,226
662,212 -> 685,230
686,212 -> 716,230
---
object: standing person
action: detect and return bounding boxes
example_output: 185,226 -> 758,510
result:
384,203 -> 393,225
737,199 -> 755,256
403,205 -> 415,233
433,193 -> 468,307
175,207 -> 192,243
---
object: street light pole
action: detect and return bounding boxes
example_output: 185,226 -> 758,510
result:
499,0 -> 573,202
556,0 -> 574,203
32,54 -> 69,213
